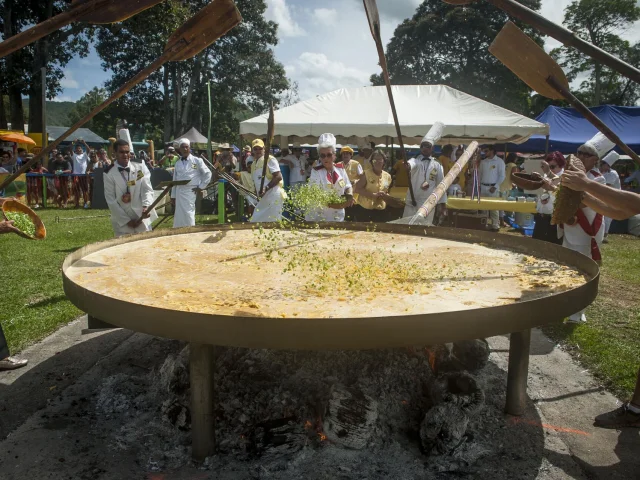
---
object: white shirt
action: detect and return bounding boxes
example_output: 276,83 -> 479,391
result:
478,156 -> 506,186
170,154 -> 212,197
252,156 -> 281,194
406,155 -> 447,204
603,169 -> 621,190
283,154 -> 308,183
306,165 -> 352,222
447,183 -> 462,197
72,151 -> 89,174
561,170 -> 606,246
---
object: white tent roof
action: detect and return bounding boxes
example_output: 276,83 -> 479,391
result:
173,127 -> 209,145
240,85 -> 549,145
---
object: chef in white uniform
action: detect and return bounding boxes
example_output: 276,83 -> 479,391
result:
250,138 -> 286,223
103,139 -> 157,237
560,132 -> 612,323
170,138 -> 212,228
600,151 -> 622,237
280,143 -> 308,189
306,133 -> 354,222
478,145 -> 506,232
403,122 -> 447,224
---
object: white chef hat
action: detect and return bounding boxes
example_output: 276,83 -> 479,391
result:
601,150 -> 619,166
177,138 -> 191,147
581,132 -> 615,159
421,121 -> 445,146
318,133 -> 337,149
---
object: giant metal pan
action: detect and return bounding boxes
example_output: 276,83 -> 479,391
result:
62,223 -> 599,350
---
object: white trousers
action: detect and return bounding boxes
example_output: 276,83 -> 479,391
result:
563,237 -> 595,321
480,186 -> 500,229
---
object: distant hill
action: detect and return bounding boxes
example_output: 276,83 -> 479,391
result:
21,99 -> 76,127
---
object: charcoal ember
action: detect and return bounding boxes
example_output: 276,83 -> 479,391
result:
452,339 -> 490,373
430,372 -> 485,416
249,417 -> 306,459
323,385 -> 378,450
552,154 -> 585,225
161,398 -> 190,430
420,403 -> 469,455
158,346 -> 190,395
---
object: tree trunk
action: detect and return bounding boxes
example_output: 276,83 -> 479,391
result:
594,62 -> 602,106
163,65 -> 172,143
0,94 -> 7,129
181,54 -> 202,134
3,1 -> 24,131
28,0 -> 55,136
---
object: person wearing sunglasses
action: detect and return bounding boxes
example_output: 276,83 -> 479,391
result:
305,133 -> 354,222
559,132 -> 612,323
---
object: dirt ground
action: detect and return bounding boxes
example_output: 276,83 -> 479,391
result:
0,317 -> 638,480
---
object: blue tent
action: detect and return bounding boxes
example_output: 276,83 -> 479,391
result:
231,144 -> 240,153
512,105 -> 640,154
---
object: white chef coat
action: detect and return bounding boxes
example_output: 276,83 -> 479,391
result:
103,161 -> 157,237
478,156 -> 506,195
250,155 -> 285,223
559,170 -> 606,250
402,155 -> 446,223
72,152 -> 89,174
305,164 -> 352,222
603,169 -> 621,190
171,154 -> 212,228
283,154 -> 308,184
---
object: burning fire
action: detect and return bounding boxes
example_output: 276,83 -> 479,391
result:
318,432 -> 327,442
304,420 -> 312,429
425,348 -> 437,372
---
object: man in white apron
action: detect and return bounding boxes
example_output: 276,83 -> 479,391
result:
306,133 -> 353,222
170,138 -> 212,228
559,132 -> 613,323
250,139 -> 286,223
478,145 -> 506,232
403,122 -> 447,225
103,139 -> 157,237
280,143 -> 308,189
600,151 -> 621,238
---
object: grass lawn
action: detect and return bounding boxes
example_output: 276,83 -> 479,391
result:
543,234 -> 640,400
2,211 -> 638,402
0,208 -> 224,354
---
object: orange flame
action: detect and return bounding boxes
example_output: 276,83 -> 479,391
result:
425,348 -> 437,372
318,432 -> 327,442
304,420 -> 312,429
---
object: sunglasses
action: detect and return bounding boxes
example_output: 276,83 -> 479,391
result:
319,153 -> 334,159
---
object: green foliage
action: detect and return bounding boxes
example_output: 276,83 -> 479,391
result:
285,183 -> 344,214
551,0 -> 640,106
370,0 -> 543,114
67,88 -> 118,140
93,0 -> 290,144
18,98 -> 75,127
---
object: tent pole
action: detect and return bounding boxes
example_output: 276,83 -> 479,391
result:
544,135 -> 549,156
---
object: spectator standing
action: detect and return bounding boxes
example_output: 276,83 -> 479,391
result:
478,145 -> 506,232
600,151 -> 622,239
71,139 -> 91,208
1,151 -> 14,173
15,148 -> 27,169
280,143 -> 308,189
160,146 -> 179,169
50,152 -> 72,208
27,160 -> 48,207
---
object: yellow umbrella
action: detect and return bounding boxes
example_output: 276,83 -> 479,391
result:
0,133 -> 36,145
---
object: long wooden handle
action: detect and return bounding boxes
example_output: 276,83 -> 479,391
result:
547,76 -> 640,168
488,0 -> 640,85
0,55 -> 167,191
0,0 -> 102,59
414,141 -> 479,221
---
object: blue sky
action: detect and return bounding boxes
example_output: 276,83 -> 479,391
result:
55,0 -> 640,103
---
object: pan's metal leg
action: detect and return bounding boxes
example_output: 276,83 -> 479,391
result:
505,329 -> 531,416
190,343 -> 215,461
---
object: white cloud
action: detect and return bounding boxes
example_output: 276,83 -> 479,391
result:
60,70 -> 79,89
52,95 -> 74,102
351,0 -> 421,22
79,57 -> 100,66
265,0 -> 305,38
289,52 -> 371,100
313,8 -> 338,26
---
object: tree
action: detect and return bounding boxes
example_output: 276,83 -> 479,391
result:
370,0 -> 544,115
0,0 -> 90,132
67,88 -> 117,139
94,0 -> 290,145
551,0 -> 640,106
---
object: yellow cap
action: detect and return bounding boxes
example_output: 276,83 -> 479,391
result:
252,139 -> 265,148
340,146 -> 354,155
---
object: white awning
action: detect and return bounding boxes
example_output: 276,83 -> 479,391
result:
240,85 -> 549,145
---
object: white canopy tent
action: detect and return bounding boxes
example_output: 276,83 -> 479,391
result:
240,85 -> 549,146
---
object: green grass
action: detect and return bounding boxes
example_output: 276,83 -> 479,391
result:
0,208 -> 226,354
543,235 -> 640,400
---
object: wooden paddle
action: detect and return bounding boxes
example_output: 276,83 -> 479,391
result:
258,104 -> 275,197
0,0 -> 163,59
363,0 -> 417,207
490,22 -> 640,168
410,142 -> 479,224
0,0 -> 242,192
443,0 -> 640,85
133,180 -> 190,227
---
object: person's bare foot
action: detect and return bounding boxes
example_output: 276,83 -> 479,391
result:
0,356 -> 28,371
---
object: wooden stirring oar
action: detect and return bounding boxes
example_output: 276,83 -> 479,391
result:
258,104 -> 275,197
489,21 -> 640,168
133,180 -> 189,227
0,0 -> 242,192
363,0 -> 417,207
409,142 -> 479,224
0,0 -> 163,59
443,0 -> 640,85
